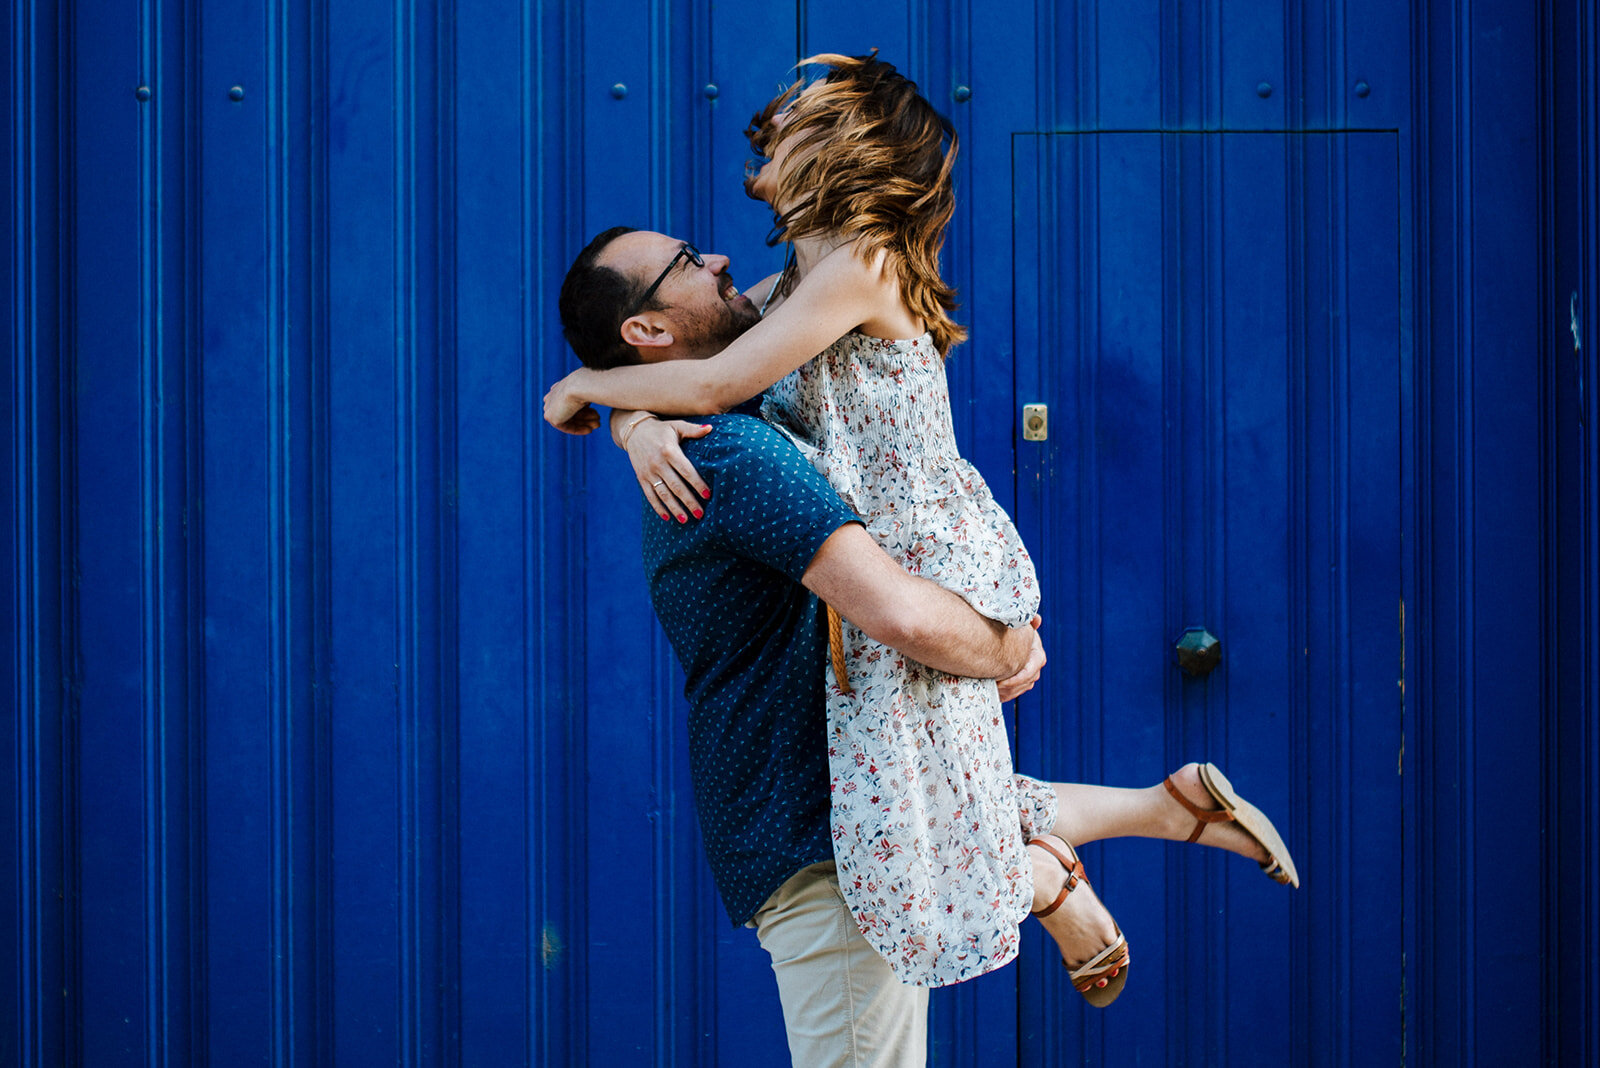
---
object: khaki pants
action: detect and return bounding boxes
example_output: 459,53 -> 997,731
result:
751,861 -> 929,1068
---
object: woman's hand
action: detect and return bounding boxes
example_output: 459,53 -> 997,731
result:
544,373 -> 601,434
625,417 -> 714,522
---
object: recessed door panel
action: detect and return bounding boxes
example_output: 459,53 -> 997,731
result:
1012,132 -> 1402,1065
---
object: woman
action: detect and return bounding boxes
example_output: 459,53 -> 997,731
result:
547,54 -> 1295,1000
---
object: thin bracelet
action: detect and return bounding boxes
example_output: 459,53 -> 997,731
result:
618,412 -> 654,450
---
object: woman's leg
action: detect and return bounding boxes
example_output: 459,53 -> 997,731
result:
1045,763 -> 1270,865
1014,763 -> 1285,982
1012,774 -> 1124,982
1027,839 -> 1125,988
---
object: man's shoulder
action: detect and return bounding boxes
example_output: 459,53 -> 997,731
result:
695,411 -> 784,444
685,413 -> 797,469
683,415 -> 854,551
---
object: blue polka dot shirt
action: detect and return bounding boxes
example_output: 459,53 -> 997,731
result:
642,412 -> 861,926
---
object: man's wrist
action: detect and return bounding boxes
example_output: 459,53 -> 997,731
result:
1000,624 -> 1033,677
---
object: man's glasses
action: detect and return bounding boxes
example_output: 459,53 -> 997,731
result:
630,243 -> 704,314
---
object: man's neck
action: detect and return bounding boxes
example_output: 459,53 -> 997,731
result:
640,342 -> 716,364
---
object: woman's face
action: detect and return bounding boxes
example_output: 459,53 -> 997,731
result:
745,87 -> 819,207
745,108 -> 791,205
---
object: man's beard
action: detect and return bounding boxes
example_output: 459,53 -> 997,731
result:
679,297 -> 761,356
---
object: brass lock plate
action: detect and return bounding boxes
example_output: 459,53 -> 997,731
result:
1022,403 -> 1048,441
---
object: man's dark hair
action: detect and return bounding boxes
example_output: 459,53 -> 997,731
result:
558,226 -> 653,369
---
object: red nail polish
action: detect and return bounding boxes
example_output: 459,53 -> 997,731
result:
701,488 -> 711,499
659,513 -> 670,521
693,508 -> 703,518
676,514 -> 687,523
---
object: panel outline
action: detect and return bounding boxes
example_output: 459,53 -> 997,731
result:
1010,126 -> 1408,1065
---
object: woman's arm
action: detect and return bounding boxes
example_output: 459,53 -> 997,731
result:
544,245 -> 890,427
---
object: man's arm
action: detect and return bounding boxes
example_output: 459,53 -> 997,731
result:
801,522 -> 1037,681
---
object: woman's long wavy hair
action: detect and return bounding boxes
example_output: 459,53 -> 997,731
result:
746,53 -> 967,355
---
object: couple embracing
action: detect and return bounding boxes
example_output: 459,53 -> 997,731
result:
547,53 -> 1297,1067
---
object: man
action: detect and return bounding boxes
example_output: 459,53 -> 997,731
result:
554,227 -> 1299,1063
557,226 -> 1046,1066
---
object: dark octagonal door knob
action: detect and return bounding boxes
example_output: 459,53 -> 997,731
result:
1174,626 -> 1222,678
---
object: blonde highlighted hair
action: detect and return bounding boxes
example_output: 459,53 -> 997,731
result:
747,53 -> 967,355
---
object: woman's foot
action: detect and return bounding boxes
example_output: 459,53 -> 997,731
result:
1028,835 -> 1129,1003
1162,763 -> 1300,887
1160,763 -> 1271,864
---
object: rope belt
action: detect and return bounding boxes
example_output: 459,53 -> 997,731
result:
824,604 -> 854,695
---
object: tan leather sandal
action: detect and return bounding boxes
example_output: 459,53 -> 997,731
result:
1164,763 -> 1301,888
1029,834 -> 1130,1008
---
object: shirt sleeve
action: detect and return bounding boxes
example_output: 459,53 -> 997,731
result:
692,417 -> 861,583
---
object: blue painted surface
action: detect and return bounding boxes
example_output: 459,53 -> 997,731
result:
1010,129 -> 1401,1066
1550,4 -> 1600,1067
3,0 -> 1595,1065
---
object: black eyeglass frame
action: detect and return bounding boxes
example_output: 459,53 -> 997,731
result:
629,243 -> 704,315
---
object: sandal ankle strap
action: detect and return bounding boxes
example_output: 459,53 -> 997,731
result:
1163,775 -> 1234,844
1028,836 -> 1085,917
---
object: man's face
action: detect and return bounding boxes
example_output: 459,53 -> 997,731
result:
600,230 -> 761,358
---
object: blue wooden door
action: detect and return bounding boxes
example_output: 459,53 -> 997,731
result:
1007,131 -> 1403,1064
13,0 -> 1586,1064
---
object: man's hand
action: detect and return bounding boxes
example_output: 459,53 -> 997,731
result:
996,616 -> 1045,702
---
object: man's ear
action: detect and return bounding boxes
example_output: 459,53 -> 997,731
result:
619,313 -> 676,359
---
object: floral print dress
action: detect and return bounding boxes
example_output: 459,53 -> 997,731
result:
762,331 -> 1058,987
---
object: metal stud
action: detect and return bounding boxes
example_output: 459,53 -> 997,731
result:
135,86 -> 152,102
703,83 -> 719,99
1256,81 -> 1273,98
953,85 -> 972,103
1355,81 -> 1371,98
610,83 -> 627,99
229,85 -> 245,101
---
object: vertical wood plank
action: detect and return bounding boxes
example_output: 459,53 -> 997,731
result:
1339,130 -> 1404,1068
1216,132 -> 1295,1067
1088,131 -> 1173,1068
1221,0 -> 1286,129
1550,2 -> 1600,1064
71,0 -> 160,1057
1096,0 -> 1163,129
198,0 -> 277,1058
1464,2 -> 1545,1061
2,0 -> 69,1063
530,2 -> 585,1064
453,0 -> 531,1059
324,0 -> 403,1055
